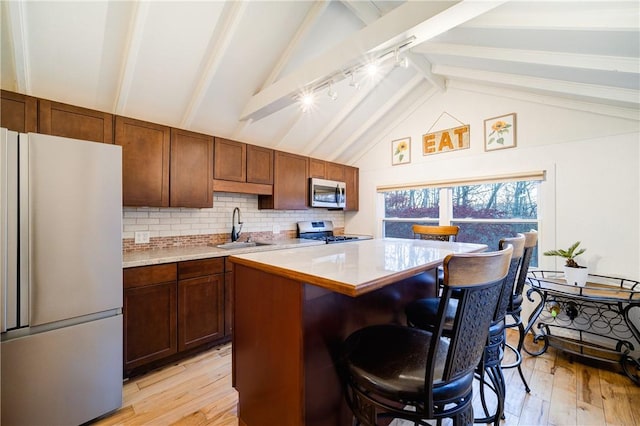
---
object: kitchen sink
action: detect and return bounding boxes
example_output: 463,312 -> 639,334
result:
214,241 -> 271,250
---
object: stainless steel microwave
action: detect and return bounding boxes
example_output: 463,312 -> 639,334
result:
310,178 -> 346,208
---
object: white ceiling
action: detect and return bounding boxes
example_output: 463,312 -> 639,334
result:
2,1 -> 638,165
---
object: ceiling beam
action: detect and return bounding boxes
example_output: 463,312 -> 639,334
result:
273,113 -> 306,150
415,42 -> 640,74
326,74 -> 425,161
448,79 -> 640,122
180,1 -> 246,128
260,1 -> 329,90
406,52 -> 446,91
340,0 -> 381,25
346,85 -> 440,165
304,66 -> 395,156
433,64 -> 640,106
4,1 -> 30,93
112,1 -> 150,115
240,0 -> 508,122
464,3 -> 639,30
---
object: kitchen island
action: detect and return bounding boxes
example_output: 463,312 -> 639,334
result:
229,238 -> 487,426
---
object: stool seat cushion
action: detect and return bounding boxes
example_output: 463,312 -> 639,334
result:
342,324 -> 474,404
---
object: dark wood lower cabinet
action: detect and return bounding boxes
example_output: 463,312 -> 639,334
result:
124,258 -> 231,377
124,281 -> 178,373
178,274 -> 224,351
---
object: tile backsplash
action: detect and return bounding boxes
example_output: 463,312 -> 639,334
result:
122,193 -> 344,252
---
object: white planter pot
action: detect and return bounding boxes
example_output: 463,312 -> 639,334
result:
563,265 -> 588,287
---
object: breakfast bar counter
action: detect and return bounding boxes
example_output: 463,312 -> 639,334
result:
229,238 -> 486,426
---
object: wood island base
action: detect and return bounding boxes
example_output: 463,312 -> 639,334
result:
232,263 -> 436,426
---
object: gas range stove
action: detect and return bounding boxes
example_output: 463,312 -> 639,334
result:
297,220 -> 371,244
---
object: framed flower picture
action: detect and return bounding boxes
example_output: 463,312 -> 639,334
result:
392,137 -> 411,165
484,113 -> 517,151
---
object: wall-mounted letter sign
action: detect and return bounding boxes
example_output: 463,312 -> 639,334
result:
422,125 -> 470,156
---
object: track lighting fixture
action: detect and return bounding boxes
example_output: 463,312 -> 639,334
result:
394,48 -> 409,68
300,92 -> 315,112
365,62 -> 380,78
327,81 -> 338,100
296,36 -> 416,112
349,72 -> 360,89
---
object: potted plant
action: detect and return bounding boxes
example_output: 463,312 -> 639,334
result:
543,241 -> 588,286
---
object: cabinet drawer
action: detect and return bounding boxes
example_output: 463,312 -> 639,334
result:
124,264 -> 177,289
178,258 -> 224,280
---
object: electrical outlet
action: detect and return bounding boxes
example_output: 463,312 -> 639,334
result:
134,231 -> 150,244
272,224 -> 280,234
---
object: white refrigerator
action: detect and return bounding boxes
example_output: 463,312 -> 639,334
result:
0,128 -> 123,425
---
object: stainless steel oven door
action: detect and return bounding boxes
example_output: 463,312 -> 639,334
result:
310,178 -> 346,208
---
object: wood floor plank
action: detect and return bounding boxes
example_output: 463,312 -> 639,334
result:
601,384 -> 636,425
576,400 -> 606,426
518,394 -> 550,426
575,363 -> 604,409
94,335 -> 640,426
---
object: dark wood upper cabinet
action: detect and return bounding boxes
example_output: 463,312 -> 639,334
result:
214,137 -> 246,182
326,162 -> 346,182
246,144 -> 273,185
39,99 -> 113,144
170,128 -> 214,208
116,116 -> 171,207
344,165 -> 359,212
212,138 -> 273,195
309,158 -> 326,179
0,90 -> 37,133
259,151 -> 308,210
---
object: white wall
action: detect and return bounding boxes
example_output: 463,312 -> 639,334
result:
349,85 -> 640,279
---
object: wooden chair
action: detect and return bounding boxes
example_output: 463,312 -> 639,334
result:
412,224 -> 460,242
503,230 -> 538,393
340,246 -> 513,426
413,225 -> 461,286
405,234 -> 526,425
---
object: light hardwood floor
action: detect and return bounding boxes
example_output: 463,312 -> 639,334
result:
93,330 -> 640,426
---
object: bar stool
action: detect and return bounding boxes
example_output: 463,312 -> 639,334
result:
339,247 -> 512,426
502,230 -> 538,392
405,234 -> 526,425
413,224 -> 460,287
412,224 -> 460,242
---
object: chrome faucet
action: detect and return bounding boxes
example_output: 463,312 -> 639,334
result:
231,207 -> 243,242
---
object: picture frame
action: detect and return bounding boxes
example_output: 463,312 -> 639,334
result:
484,113 -> 517,151
392,137 -> 411,165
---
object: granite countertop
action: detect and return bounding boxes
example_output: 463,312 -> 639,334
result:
229,238 -> 488,296
122,238 -> 326,268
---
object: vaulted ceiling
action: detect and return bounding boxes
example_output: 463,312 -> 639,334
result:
2,1 -> 638,165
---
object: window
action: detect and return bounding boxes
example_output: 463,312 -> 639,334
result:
383,187 -> 440,238
381,174 -> 541,266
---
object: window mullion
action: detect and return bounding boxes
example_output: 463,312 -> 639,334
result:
439,187 -> 452,225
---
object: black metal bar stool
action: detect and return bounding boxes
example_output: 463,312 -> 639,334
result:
404,234 -> 526,425
339,247 -> 513,426
502,230 -> 538,393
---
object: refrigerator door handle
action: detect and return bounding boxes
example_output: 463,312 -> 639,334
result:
18,133 -> 29,327
0,129 -> 7,332
1,129 -> 21,331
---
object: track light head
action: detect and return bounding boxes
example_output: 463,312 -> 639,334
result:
349,73 -> 360,89
300,92 -> 315,112
327,81 -> 338,100
394,48 -> 409,68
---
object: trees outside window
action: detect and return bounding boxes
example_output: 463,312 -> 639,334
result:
383,180 -> 539,266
